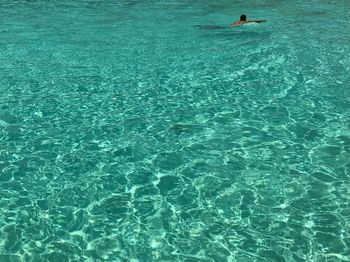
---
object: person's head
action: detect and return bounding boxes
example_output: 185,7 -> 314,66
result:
240,14 -> 247,21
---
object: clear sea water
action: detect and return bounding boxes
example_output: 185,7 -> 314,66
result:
1,0 -> 350,261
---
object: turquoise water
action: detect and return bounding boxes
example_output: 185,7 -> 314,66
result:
1,0 -> 350,261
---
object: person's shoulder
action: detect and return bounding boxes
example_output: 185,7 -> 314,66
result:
230,21 -> 244,27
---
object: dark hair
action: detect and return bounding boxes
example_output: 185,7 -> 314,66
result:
240,14 -> 247,21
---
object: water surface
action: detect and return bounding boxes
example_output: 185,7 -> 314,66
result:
1,0 -> 350,261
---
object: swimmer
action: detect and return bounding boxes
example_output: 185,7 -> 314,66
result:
230,14 -> 267,27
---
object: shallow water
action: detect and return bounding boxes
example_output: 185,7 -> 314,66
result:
1,0 -> 350,261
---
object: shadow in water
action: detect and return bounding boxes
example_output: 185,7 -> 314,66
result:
195,25 -> 228,30
198,28 -> 272,41
195,24 -> 272,39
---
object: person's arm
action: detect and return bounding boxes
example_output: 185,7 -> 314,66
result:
248,20 -> 267,23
